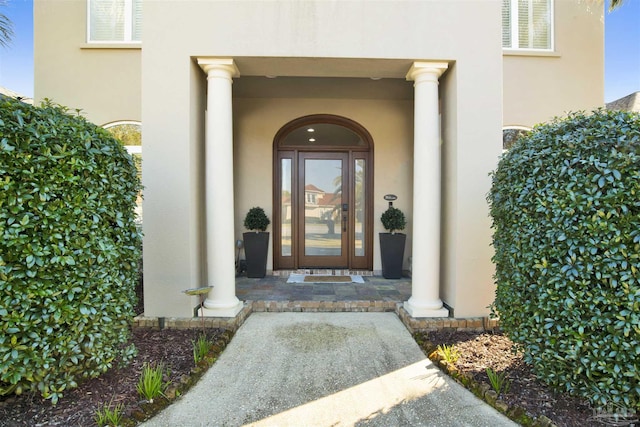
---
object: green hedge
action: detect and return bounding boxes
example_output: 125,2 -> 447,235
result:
489,110 -> 640,410
0,99 -> 142,403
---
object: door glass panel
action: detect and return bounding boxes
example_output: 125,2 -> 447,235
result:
354,159 -> 365,257
304,159 -> 342,256
281,158 -> 292,257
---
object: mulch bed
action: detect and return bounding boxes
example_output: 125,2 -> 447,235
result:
415,330 -> 602,427
0,328 -> 227,427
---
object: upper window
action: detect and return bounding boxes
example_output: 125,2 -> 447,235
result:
502,0 -> 553,50
88,0 -> 142,43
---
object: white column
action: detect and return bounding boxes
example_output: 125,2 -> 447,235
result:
197,58 -> 243,317
404,62 -> 449,318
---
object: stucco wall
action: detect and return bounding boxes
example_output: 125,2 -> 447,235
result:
439,59 -> 504,317
233,94 -> 415,273
503,1 -> 604,127
33,0 -> 602,318
34,0 -> 141,125
138,0 -> 503,317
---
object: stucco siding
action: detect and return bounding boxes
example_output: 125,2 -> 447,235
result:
33,0 -> 602,318
140,0 -> 503,317
503,1 -> 604,127
34,0 -> 141,125
144,1 -> 493,63
234,95 -> 414,273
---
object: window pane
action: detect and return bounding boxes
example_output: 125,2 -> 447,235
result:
132,0 -> 142,41
304,159 -> 342,256
281,159 -> 292,257
354,159 -> 365,257
502,128 -> 530,150
104,122 -> 142,221
502,0 -> 511,48
517,0 -> 550,49
531,0 -> 550,49
517,0 -> 530,48
90,0 -> 125,42
89,0 -> 142,42
105,123 -> 141,145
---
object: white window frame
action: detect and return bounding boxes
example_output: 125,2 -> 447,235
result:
503,0 -> 554,52
87,0 -> 141,44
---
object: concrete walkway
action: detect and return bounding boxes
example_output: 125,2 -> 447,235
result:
142,313 -> 517,427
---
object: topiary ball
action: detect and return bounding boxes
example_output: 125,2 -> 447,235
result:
244,206 -> 270,232
380,206 -> 406,233
488,109 -> 640,410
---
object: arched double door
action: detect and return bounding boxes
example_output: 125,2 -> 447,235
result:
273,115 -> 373,270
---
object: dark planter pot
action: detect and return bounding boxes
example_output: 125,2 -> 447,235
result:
379,233 -> 406,279
243,232 -> 270,278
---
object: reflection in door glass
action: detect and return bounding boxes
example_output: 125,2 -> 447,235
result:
354,159 -> 365,257
304,159 -> 342,256
281,159 -> 292,256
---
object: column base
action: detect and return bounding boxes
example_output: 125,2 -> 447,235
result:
201,299 -> 244,318
404,301 -> 450,318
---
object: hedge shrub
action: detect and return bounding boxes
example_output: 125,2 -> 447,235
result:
488,110 -> 640,410
0,98 -> 142,403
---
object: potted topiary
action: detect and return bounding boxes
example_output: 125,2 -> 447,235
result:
243,207 -> 271,278
379,207 -> 407,279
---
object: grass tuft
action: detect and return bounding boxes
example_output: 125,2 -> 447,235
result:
437,344 -> 461,364
486,367 -> 511,396
136,362 -> 170,403
94,398 -> 125,427
192,334 -> 212,364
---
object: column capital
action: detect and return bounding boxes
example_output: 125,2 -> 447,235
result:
406,61 -> 449,82
197,57 -> 240,78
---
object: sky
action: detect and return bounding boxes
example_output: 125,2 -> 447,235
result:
0,0 -> 638,103
604,0 -> 640,101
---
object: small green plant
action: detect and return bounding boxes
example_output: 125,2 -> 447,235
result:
244,207 -> 270,231
437,344 -> 460,364
380,206 -> 406,233
94,398 -> 125,427
486,368 -> 511,396
136,362 -> 170,403
192,334 -> 212,364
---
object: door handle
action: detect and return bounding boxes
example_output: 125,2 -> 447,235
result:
342,215 -> 347,233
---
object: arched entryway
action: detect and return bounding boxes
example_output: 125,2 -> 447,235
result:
273,115 -> 373,270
